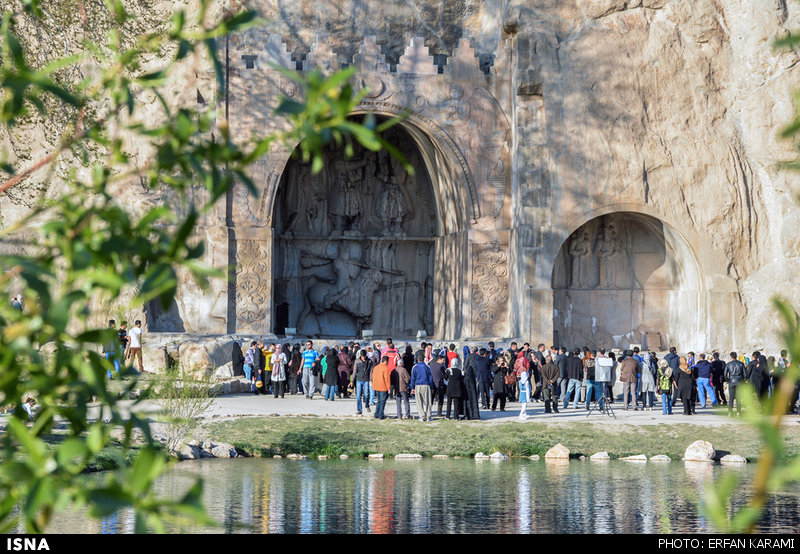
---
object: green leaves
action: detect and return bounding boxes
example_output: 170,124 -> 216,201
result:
273,66 -> 412,175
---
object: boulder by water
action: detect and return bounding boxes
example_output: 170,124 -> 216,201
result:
720,454 -> 747,464
545,443 -> 570,460
684,440 -> 715,462
620,454 -> 647,462
649,455 -> 671,462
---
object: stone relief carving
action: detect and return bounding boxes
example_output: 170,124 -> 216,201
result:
432,84 -> 511,225
296,242 -> 387,335
568,229 -> 594,289
559,214 -> 640,291
471,242 -> 509,337
227,34 -> 513,337
375,157 -> 413,237
271,125 -> 435,337
553,214 -> 691,350
594,219 -> 624,288
329,156 -> 369,236
235,239 -> 271,326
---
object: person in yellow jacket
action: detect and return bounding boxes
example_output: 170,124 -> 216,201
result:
263,343 -> 274,394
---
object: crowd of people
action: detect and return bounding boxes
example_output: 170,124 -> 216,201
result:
230,338 -> 799,420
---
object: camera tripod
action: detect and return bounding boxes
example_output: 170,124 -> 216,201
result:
586,383 -> 616,419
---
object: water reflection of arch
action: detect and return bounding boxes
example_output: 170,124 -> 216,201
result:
551,209 -> 706,351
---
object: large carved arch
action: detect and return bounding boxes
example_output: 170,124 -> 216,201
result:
225,33 -> 514,339
230,110 -> 480,338
550,210 -> 711,351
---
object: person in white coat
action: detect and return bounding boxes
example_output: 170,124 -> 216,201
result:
518,368 -> 530,420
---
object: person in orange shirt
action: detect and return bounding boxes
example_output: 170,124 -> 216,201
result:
372,356 -> 392,420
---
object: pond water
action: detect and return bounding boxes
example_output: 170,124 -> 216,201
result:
44,458 -> 800,534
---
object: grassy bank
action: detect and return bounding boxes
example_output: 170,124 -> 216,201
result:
201,417 -> 800,461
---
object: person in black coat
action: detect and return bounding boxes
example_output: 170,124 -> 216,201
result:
474,349 -> 493,409
749,352 -> 770,400
675,357 -> 695,415
429,353 -> 447,418
231,341 -> 245,377
491,364 -> 508,411
253,341 -> 268,395
324,348 -> 340,401
446,358 -> 465,420
462,349 -> 481,420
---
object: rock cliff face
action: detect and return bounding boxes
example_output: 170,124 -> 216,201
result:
2,0 -> 799,353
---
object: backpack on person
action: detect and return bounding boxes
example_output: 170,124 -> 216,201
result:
657,368 -> 672,394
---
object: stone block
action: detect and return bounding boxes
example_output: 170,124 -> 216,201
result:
545,443 -> 570,459
649,455 -> 671,462
142,347 -> 170,374
720,454 -> 747,464
620,454 -> 648,462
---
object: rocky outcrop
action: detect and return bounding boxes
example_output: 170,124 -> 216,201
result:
4,0 -> 799,353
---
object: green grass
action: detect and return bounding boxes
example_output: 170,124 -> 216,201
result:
202,417 -> 800,461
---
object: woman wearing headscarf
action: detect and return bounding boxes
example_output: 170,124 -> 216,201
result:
424,344 -> 433,365
492,357 -> 509,412
675,356 -> 695,415
338,345 -> 353,399
231,341 -> 245,377
287,344 -> 302,395
504,350 -> 517,402
639,351 -> 656,410
518,365 -> 530,420
271,344 -> 287,398
324,347 -> 340,401
402,345 -> 415,375
395,357 -> 412,419
656,359 -> 673,415
445,358 -> 465,420
749,351 -> 770,400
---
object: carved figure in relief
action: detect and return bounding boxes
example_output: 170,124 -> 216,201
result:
443,85 -> 469,127
595,219 -> 624,288
296,243 -> 392,336
568,229 -> 592,288
375,156 -> 412,236
329,157 -> 368,236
